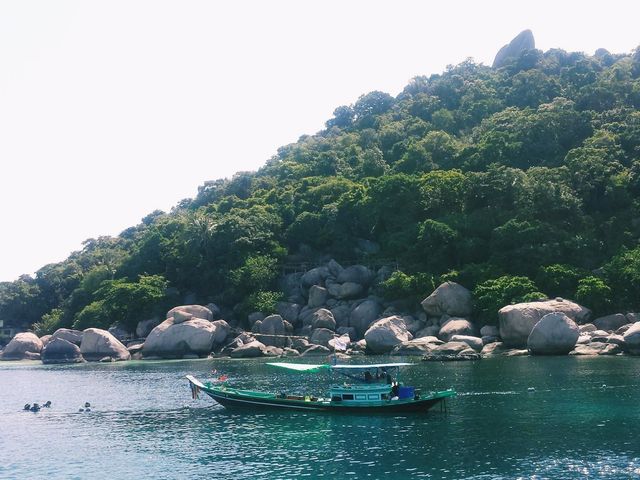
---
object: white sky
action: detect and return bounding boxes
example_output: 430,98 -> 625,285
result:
0,0 -> 638,281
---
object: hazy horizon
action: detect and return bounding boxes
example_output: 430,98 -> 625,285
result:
1,0 -> 639,282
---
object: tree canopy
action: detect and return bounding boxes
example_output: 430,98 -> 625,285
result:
3,44 -> 640,333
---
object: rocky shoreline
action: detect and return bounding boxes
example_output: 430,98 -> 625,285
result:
2,260 -> 640,364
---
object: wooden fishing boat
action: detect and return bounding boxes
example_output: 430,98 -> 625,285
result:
186,362 -> 455,413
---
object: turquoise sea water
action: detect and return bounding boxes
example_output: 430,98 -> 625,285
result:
1,356 -> 639,479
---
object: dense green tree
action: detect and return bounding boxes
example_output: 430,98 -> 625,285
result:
536,264 -> 586,299
7,46 -> 640,331
474,276 -> 546,325
73,275 -> 170,332
326,105 -> 354,129
378,271 -> 436,304
603,246 -> 640,310
575,276 -> 612,316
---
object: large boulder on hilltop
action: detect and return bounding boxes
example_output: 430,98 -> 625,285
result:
311,309 -> 336,330
80,328 -> 131,362
364,316 -> 411,354
492,29 -> 536,68
349,299 -> 383,337
593,314 -> 629,332
0,333 -> 43,360
259,315 -> 286,348
143,318 -> 225,359
622,322 -> 640,355
51,328 -> 83,346
438,318 -> 475,342
421,282 -> 472,318
337,265 -> 373,287
499,298 -> 591,347
166,305 -> 212,321
41,338 -> 84,364
527,312 -> 579,355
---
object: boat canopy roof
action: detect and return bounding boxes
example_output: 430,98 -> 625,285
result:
266,362 -> 330,372
330,362 -> 412,370
266,362 -> 412,372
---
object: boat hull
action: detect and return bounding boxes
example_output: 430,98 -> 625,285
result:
188,376 -> 455,413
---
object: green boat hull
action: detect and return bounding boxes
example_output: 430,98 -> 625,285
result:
187,376 -> 456,413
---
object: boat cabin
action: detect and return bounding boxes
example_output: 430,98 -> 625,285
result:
265,361 -> 419,403
330,383 -> 392,403
328,363 -> 415,404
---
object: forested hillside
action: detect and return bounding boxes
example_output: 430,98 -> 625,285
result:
3,43 -> 640,335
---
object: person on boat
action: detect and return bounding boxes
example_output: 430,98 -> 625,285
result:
391,382 -> 400,398
364,371 -> 373,383
385,370 -> 393,384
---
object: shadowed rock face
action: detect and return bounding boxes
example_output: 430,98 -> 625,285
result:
492,30 -> 535,68
41,338 -> 85,364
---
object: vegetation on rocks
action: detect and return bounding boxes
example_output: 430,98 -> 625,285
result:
3,39 -> 640,335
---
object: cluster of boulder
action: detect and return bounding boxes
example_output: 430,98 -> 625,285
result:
4,259 -> 640,363
0,328 -> 130,364
141,305 -> 230,359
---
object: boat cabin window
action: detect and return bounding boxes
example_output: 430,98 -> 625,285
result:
342,394 -> 354,400
355,394 -> 366,400
381,393 -> 389,400
367,394 -> 379,400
